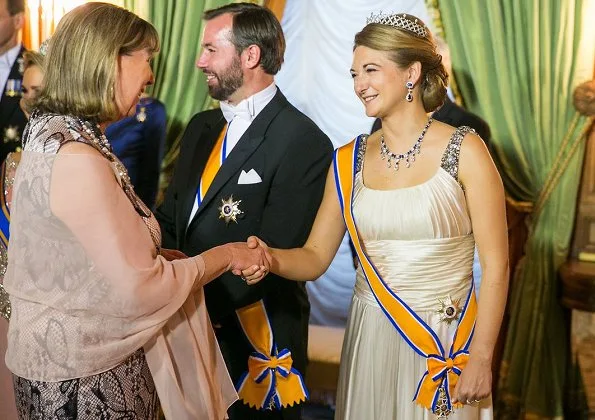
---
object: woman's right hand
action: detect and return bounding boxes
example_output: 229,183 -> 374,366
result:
237,236 -> 271,285
226,242 -> 270,281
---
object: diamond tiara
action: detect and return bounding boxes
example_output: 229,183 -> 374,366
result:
366,12 -> 428,38
39,38 -> 51,56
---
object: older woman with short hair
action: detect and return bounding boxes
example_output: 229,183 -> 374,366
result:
3,3 -> 264,419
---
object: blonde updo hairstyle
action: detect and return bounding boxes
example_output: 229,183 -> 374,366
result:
19,51 -> 46,116
35,2 -> 159,123
354,14 -> 448,113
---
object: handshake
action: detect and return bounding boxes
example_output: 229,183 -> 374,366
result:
228,236 -> 271,285
160,236 -> 270,285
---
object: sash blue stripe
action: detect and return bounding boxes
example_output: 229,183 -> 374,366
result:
0,166 -> 10,246
449,282 -> 476,355
0,212 -> 9,246
332,150 -> 345,214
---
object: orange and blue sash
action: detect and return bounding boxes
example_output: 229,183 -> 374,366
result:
0,161 -> 11,248
235,300 -> 308,410
204,124 -> 308,409
196,123 -> 229,207
333,137 -> 477,414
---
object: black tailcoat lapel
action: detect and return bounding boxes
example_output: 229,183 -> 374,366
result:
186,91 -> 286,235
176,115 -> 226,242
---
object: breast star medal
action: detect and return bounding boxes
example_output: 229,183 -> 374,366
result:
219,195 -> 243,224
436,295 -> 462,324
3,126 -> 20,144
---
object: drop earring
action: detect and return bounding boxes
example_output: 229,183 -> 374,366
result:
405,81 -> 414,102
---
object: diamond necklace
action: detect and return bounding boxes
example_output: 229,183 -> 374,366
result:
380,117 -> 433,170
73,116 -> 151,219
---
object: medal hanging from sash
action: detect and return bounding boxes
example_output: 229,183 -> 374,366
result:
196,123 -> 229,207
333,137 -> 477,416
235,300 -> 308,410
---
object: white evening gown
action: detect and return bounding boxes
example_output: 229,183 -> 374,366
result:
335,130 -> 494,420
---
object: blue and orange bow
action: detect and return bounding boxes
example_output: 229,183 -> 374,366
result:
236,301 -> 308,410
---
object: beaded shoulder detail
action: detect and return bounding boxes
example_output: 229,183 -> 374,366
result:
440,126 -> 475,187
355,135 -> 368,174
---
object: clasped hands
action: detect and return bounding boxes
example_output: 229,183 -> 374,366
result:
230,236 -> 270,285
160,236 -> 270,286
228,236 -> 270,285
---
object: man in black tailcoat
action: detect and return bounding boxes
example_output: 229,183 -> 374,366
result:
157,3 -> 333,419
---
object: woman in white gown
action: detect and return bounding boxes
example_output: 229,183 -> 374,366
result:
242,13 -> 508,420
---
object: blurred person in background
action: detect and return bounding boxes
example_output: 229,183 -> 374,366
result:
0,0 -> 26,164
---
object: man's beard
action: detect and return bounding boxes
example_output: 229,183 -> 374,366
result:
207,56 -> 244,101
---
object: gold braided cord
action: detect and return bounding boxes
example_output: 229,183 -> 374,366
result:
535,113 -> 580,200
532,115 -> 593,222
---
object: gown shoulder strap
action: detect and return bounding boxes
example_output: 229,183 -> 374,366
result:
439,126 -> 475,185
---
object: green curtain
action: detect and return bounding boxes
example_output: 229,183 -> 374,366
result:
437,1 -> 594,418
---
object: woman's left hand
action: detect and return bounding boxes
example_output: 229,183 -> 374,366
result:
240,264 -> 269,285
452,356 -> 492,405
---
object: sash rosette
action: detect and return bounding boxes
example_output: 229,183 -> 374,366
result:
236,300 -> 308,410
333,138 -> 477,415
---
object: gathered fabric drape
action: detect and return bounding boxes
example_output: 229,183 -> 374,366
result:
437,1 -> 595,417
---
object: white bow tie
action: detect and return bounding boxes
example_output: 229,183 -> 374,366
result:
220,99 -> 254,123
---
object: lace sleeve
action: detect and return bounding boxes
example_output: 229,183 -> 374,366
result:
48,151 -> 204,317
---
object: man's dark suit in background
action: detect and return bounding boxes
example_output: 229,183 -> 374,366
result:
371,97 -> 491,143
0,45 -> 26,163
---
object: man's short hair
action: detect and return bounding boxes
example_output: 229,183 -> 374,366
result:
204,2 -> 285,75
7,0 -> 25,16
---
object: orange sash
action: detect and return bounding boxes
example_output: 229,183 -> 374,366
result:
197,124 -> 228,206
235,301 -> 308,410
333,137 -> 477,414
204,125 -> 308,409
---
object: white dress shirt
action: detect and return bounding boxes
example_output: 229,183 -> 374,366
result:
0,44 -> 22,96
187,82 -> 278,225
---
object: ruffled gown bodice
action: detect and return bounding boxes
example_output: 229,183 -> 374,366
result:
353,168 -> 474,313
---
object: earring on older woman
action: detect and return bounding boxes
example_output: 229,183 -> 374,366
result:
405,81 -> 414,102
